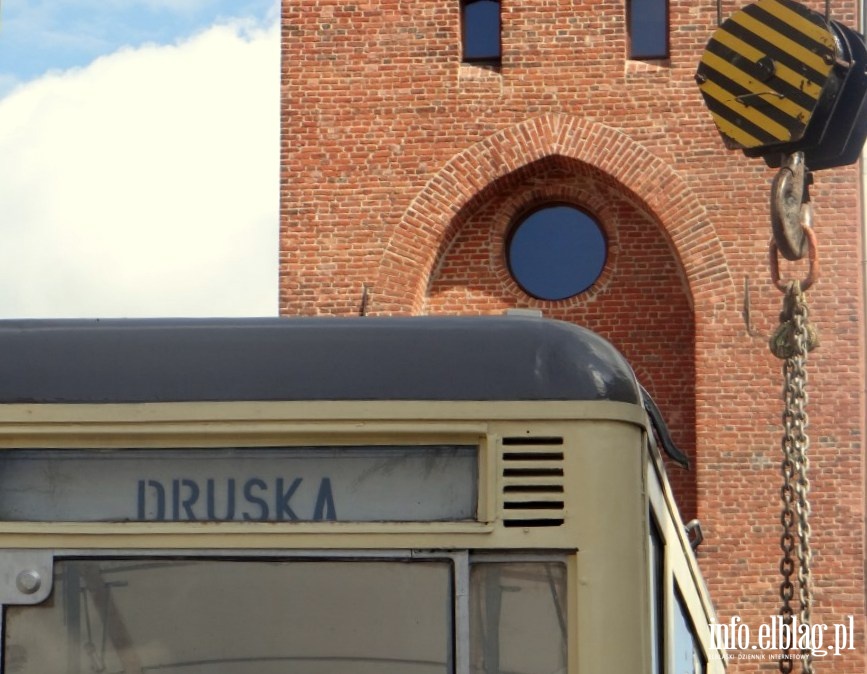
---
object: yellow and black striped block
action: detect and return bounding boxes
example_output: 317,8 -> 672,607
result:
696,0 -> 838,151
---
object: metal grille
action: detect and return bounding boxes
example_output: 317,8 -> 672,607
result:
500,437 -> 565,528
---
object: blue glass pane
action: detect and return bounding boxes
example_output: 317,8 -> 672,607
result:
672,591 -> 706,674
463,0 -> 501,60
630,0 -> 668,58
508,206 -> 606,301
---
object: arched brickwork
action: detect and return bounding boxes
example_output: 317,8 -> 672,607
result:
422,151 -> 700,517
373,114 -> 734,314
371,114 -> 734,521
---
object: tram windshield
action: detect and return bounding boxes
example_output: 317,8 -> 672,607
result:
5,558 -> 568,674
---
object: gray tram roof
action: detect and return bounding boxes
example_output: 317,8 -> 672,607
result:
0,316 -> 641,405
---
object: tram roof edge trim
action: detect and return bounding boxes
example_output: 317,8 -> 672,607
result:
0,316 -> 640,405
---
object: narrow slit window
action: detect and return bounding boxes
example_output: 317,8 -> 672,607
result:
461,0 -> 501,63
627,0 -> 669,60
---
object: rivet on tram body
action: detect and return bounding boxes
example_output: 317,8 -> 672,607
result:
16,570 -> 41,595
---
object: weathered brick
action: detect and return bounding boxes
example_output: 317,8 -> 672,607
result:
281,1 -> 866,671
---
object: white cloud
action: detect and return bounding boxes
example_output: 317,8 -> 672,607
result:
0,18 -> 279,318
0,74 -> 21,100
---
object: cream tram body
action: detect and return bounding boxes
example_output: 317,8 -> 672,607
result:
0,316 -> 724,673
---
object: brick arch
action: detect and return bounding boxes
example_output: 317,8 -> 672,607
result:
372,113 -> 733,314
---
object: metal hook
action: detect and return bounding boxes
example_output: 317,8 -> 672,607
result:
770,152 -> 812,261
769,225 -> 819,293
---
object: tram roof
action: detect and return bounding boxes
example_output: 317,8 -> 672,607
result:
0,316 -> 640,404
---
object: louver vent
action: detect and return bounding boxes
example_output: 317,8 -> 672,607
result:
501,437 -> 565,527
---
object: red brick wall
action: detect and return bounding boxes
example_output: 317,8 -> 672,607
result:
424,160 -> 699,517
281,1 -> 866,670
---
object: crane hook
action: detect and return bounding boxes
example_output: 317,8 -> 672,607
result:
770,152 -> 813,261
769,225 -> 819,294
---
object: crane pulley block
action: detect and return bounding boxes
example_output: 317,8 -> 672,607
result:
696,0 -> 867,170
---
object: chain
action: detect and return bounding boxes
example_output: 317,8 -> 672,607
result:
772,280 -> 816,674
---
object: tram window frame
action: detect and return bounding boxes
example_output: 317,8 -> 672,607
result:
646,437 -> 721,673
0,444 -> 480,524
649,511 -> 665,674
671,583 -> 708,674
2,550 -> 571,674
469,558 -> 568,674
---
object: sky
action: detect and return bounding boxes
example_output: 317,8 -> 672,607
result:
0,1 -> 279,318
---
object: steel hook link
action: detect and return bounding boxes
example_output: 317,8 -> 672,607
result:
771,152 -> 813,261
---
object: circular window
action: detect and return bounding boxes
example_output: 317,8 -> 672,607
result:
507,204 -> 607,300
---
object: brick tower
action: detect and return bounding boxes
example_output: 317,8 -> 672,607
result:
281,0 -> 865,670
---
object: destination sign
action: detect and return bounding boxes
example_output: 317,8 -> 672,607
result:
0,446 -> 478,523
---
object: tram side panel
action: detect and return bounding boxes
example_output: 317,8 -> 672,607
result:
489,418 -> 650,672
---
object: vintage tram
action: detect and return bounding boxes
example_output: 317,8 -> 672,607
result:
0,315 -> 723,673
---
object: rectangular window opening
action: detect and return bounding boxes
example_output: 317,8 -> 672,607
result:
461,0 -> 502,64
627,0 -> 670,60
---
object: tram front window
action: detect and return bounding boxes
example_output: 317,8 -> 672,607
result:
5,560 -> 452,674
4,557 -> 569,674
